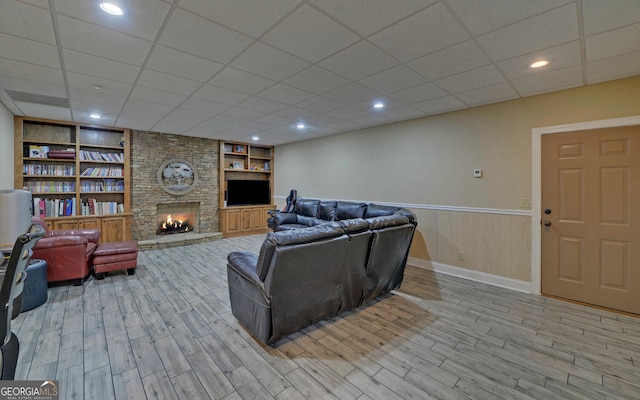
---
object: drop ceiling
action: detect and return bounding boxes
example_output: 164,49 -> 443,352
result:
1,0 -> 639,145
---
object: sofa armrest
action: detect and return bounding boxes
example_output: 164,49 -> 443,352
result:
49,229 -> 101,244
227,252 -> 262,285
274,212 -> 298,225
32,235 -> 88,250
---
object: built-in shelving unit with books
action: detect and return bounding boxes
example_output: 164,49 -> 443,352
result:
219,141 -> 274,238
14,116 -> 131,242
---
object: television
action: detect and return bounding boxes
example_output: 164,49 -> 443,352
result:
226,180 -> 270,206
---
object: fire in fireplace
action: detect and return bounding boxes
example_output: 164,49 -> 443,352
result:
158,214 -> 192,235
156,202 -> 200,236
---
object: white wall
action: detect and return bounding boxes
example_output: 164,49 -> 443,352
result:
0,104 -> 14,189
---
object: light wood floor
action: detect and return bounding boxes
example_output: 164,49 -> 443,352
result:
12,234 -> 640,399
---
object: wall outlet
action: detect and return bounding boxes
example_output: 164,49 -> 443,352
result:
473,169 -> 483,178
519,197 -> 532,209
457,251 -> 464,260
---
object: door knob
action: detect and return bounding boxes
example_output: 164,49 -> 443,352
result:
544,209 -> 551,214
543,220 -> 551,226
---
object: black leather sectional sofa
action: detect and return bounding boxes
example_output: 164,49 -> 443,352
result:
227,199 -> 416,345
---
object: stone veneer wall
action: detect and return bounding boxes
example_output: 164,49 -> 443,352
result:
130,130 -> 219,241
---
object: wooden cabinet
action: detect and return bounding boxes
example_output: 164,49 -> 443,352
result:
101,215 -> 128,243
219,140 -> 274,238
220,205 -> 274,238
14,116 -> 131,242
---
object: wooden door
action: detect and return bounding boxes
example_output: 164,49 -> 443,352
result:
101,216 -> 126,243
541,126 -> 640,314
251,208 -> 264,230
79,218 -> 100,230
224,209 -> 240,235
240,209 -> 252,231
54,219 -> 79,230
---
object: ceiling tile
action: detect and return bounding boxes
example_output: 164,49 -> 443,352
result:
168,106 -> 219,122
57,15 -> 152,65
70,100 -> 121,118
407,40 -> 490,81
191,84 -> 250,106
476,3 -> 579,62
311,0 -> 435,37
369,3 -> 468,62
0,75 -> 66,98
219,107 -> 266,120
586,51 -> 640,84
454,82 -> 518,106
447,0 -> 572,35
388,83 -> 448,105
236,97 -> 287,113
231,42 -> 310,81
0,58 -> 63,86
124,98 -> 176,114
262,5 -> 359,63
137,69 -> 202,96
582,0 -> 640,36
208,67 -> 276,95
206,115 -> 248,130
62,49 -> 140,83
283,66 -> 350,95
586,23 -> 640,62
349,113 -> 391,126
54,0 -> 171,41
323,83 -> 377,105
73,113 -> 117,126
296,96 -> 343,113
116,111 -> 163,131
146,45 -> 224,82
177,0 -> 301,38
305,113 -> 343,126
435,65 -> 505,94
326,120 -> 365,132
68,88 -> 127,108
412,95 -> 466,115
318,40 -> 400,81
130,86 -> 187,106
376,105 -> 424,121
66,72 -> 132,97
0,33 -> 60,68
252,114 -> 293,127
511,64 -> 583,96
497,41 -> 581,80
159,9 -> 253,64
152,116 -> 202,134
271,106 -> 317,120
14,102 -> 71,121
0,0 -> 56,44
257,83 -> 314,105
180,97 -> 230,115
324,106 -> 369,120
359,65 -> 428,94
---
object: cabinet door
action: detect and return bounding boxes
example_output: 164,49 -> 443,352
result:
261,206 -> 273,229
54,219 -> 79,230
79,218 -> 100,230
251,208 -> 264,230
241,209 -> 252,231
225,209 -> 241,234
101,216 -> 126,243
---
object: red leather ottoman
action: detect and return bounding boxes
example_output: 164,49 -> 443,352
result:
93,240 -> 138,280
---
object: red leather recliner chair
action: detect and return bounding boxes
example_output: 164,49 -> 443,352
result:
30,218 -> 101,285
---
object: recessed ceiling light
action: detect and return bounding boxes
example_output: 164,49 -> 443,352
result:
373,102 -> 385,109
93,84 -> 104,90
296,123 -> 306,129
530,60 -> 550,69
252,136 -> 259,141
100,2 -> 124,16
90,114 -> 101,119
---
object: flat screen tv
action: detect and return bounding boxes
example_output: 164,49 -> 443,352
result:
226,180 -> 270,206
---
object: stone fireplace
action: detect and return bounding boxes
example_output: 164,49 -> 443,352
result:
156,202 -> 199,235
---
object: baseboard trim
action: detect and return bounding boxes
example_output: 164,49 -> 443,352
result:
408,257 -> 532,293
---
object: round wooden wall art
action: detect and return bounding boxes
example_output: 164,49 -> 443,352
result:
157,159 -> 198,195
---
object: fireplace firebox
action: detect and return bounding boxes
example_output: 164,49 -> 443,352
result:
156,202 -> 199,235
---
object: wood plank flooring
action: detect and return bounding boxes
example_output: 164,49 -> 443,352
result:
12,234 -> 640,399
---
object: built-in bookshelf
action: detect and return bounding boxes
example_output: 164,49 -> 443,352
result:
14,116 -> 131,242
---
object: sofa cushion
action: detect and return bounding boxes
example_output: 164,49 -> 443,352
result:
294,199 -> 320,217
317,201 -> 337,221
256,222 -> 343,280
364,204 -> 400,219
336,201 -> 367,220
338,218 -> 369,234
